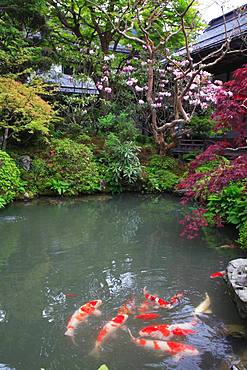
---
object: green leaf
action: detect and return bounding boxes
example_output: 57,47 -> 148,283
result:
98,365 -> 110,370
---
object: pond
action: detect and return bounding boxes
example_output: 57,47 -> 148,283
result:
0,194 -> 246,370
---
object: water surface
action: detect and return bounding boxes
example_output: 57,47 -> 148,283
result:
0,194 -> 246,370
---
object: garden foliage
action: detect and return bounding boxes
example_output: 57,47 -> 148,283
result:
0,150 -> 22,208
46,139 -> 101,195
0,78 -> 54,148
177,65 -> 247,247
145,155 -> 180,192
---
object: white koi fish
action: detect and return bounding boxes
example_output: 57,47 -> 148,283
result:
194,292 -> 211,315
128,329 -> 199,360
65,299 -> 102,337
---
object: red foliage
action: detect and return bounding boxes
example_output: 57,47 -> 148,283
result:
178,64 -> 247,239
212,64 -> 247,145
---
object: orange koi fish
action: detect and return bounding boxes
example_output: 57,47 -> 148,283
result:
65,299 -> 102,337
138,300 -> 155,313
139,321 -> 197,340
128,329 -> 199,360
91,313 -> 128,355
135,313 -> 161,320
118,296 -> 136,315
143,287 -> 183,309
210,271 -> 225,279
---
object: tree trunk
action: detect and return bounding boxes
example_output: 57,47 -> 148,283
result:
1,128 -> 9,151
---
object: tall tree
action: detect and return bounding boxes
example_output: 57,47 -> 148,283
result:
0,0 -> 53,77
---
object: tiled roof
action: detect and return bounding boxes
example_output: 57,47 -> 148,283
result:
192,5 -> 247,53
42,68 -> 98,95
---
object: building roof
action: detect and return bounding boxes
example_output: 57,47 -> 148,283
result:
191,4 -> 247,53
42,66 -> 98,95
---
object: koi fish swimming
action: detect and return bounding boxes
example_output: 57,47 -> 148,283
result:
65,299 -> 102,338
194,292 -> 212,315
90,313 -> 129,355
210,271 -> 225,279
118,296 -> 136,315
143,287 -> 183,309
127,329 -> 199,361
139,321 -> 197,340
135,313 -> 161,320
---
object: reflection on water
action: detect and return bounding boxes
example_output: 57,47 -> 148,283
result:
0,194 -> 246,370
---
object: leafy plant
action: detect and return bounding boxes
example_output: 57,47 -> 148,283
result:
144,155 -> 180,192
238,221 -> 247,249
207,182 -> 247,227
47,138 -> 101,195
0,77 -> 55,149
0,150 -> 23,207
102,133 -> 142,191
98,112 -> 138,141
46,178 -> 71,195
188,113 -> 214,138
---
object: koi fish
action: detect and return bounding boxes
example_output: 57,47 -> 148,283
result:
91,313 -> 128,355
210,271 -> 225,279
139,321 -> 197,340
135,313 -> 161,320
118,296 -> 136,315
65,293 -> 78,298
128,329 -> 199,360
138,300 -> 153,313
65,299 -> 102,337
194,292 -> 211,315
143,287 -> 183,309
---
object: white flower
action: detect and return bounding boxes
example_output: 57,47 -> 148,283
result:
138,99 -> 145,104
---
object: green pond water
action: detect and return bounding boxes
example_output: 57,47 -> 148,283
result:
0,194 -> 246,370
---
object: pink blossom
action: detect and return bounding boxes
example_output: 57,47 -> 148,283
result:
214,79 -> 223,86
96,83 -> 103,90
105,87 -> 112,93
135,85 -> 144,92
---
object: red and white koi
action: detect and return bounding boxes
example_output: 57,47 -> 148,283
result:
210,271 -> 225,279
135,313 -> 161,320
139,321 -> 197,340
91,313 -> 128,355
143,287 -> 183,309
128,329 -> 199,360
65,299 -> 102,337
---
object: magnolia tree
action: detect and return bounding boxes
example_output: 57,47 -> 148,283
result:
94,0 -> 246,153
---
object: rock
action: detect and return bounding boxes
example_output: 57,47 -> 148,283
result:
19,155 -> 31,171
225,258 -> 247,319
223,324 -> 247,339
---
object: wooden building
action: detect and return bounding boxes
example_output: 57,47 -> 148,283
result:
190,4 -> 247,80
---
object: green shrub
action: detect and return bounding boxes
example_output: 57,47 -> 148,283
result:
102,133 -> 142,191
239,221 -> 247,249
207,182 -> 247,228
144,155 -> 180,192
47,138 -> 100,195
188,113 -> 214,139
20,158 -> 50,195
98,112 -> 138,141
0,150 -> 23,207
